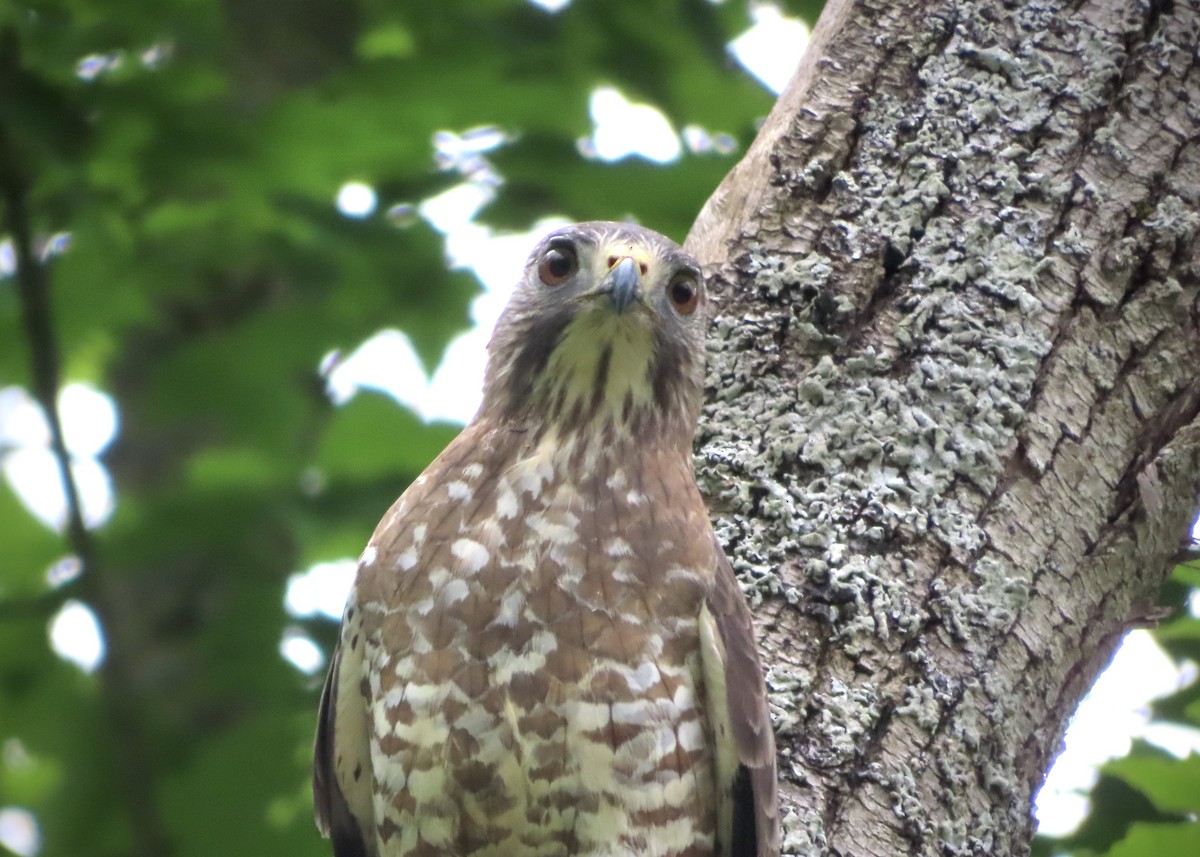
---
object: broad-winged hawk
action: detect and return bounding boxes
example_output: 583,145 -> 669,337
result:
314,222 -> 778,857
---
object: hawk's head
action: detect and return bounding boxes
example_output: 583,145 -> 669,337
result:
480,222 -> 707,449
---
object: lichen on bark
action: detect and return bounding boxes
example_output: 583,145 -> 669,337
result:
687,0 -> 1200,854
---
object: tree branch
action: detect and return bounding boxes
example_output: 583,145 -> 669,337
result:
1,142 -> 172,857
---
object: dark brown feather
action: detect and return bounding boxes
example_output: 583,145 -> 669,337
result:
708,536 -> 779,857
497,304 -> 574,419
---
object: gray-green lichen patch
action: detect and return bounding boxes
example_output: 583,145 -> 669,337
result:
780,809 -> 828,855
695,0 -> 1193,852
1144,194 -> 1200,246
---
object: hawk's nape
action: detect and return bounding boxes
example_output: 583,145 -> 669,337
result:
314,222 -> 779,857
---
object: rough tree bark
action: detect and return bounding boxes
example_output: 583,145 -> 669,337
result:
685,0 -> 1200,854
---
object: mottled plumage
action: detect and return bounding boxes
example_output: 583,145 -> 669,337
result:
314,222 -> 778,857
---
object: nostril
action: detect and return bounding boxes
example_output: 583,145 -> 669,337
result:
638,262 -> 648,275
607,255 -> 618,269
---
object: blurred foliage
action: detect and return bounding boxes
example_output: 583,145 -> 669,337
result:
0,1 -> 801,855
1034,560 -> 1200,857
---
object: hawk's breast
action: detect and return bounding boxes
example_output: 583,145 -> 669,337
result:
353,428 -> 722,857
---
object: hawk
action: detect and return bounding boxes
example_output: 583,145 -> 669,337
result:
314,222 -> 778,857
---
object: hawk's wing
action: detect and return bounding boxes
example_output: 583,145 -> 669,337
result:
700,536 -> 780,857
314,592 -> 375,857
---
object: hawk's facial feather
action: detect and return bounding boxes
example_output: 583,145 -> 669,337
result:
481,222 -> 706,449
540,303 -> 658,425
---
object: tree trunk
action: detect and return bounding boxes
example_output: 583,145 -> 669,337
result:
686,0 -> 1200,854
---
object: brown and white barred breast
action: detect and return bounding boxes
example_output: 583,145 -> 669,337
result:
334,422 -> 728,857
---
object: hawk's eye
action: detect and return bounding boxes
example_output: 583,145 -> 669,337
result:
668,273 -> 700,315
538,245 -> 577,287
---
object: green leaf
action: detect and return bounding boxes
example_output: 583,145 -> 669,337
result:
1157,614 -> 1200,643
1041,772 -> 1176,855
1188,698 -> 1200,725
1170,562 -> 1200,588
1106,753 -> 1200,815
314,391 -> 459,483
356,23 -> 415,60
0,480 -> 62,598
161,713 -> 326,857
1104,821 -> 1200,857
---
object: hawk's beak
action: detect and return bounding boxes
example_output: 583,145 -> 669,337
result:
603,256 -> 642,315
